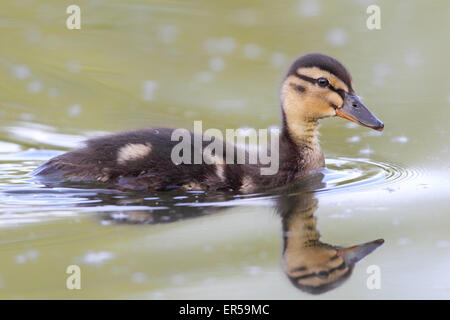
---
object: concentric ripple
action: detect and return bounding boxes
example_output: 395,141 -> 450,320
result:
0,148 -> 422,226
319,157 -> 421,193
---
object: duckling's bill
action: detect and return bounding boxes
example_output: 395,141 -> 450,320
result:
337,238 -> 384,266
336,93 -> 384,131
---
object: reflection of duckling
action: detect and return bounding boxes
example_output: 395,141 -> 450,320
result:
277,178 -> 384,294
95,173 -> 383,294
34,53 -> 383,192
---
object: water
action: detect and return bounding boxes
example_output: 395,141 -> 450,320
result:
1,0 -> 450,299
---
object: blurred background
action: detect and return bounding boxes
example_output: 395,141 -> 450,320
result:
0,0 -> 449,299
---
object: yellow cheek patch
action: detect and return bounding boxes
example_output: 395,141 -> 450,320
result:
326,91 -> 344,108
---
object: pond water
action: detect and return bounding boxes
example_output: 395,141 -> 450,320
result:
0,0 -> 449,299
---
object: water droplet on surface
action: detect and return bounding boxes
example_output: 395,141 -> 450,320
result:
79,250 -> 115,266
142,80 -> 158,101
15,250 -> 39,264
131,272 -> 148,283
157,25 -> 179,43
326,28 -> 349,47
194,71 -> 214,83
347,136 -> 361,143
345,122 -> 359,129
67,60 -> 82,73
270,52 -> 287,68
12,65 -> 31,79
372,63 -> 391,86
359,146 -> 374,155
397,238 -> 412,246
68,104 -> 82,117
297,0 -> 321,17
232,8 -> 258,26
28,81 -> 43,93
243,43 -> 263,59
404,49 -> 423,67
392,136 -> 409,144
209,57 -> 225,72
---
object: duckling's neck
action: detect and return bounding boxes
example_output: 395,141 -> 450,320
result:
281,115 -> 324,174
285,119 -> 320,150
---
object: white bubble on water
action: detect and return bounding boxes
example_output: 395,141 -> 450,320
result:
209,57 -> 225,72
142,80 -> 158,101
326,28 -> 349,47
297,0 -> 321,17
232,8 -> 258,26
203,37 -> 236,55
15,250 -> 39,264
397,238 -> 412,246
345,122 -> 359,129
68,104 -> 82,117
194,71 -> 214,83
157,25 -> 179,43
67,60 -> 82,73
372,62 -> 391,86
243,44 -> 263,60
391,136 -> 409,144
359,146 -> 374,155
245,265 -> 262,276
404,49 -> 423,68
12,65 -> 31,79
79,250 -> 115,266
270,52 -> 288,68
347,136 -> 361,143
28,81 -> 43,93
131,272 -> 148,283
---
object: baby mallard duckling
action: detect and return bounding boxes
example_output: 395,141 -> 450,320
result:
34,53 -> 383,193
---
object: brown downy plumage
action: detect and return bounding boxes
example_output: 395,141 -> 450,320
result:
33,53 -> 383,193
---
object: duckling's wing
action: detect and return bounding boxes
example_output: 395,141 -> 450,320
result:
33,128 -> 181,186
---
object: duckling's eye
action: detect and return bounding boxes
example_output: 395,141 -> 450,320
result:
317,77 -> 329,87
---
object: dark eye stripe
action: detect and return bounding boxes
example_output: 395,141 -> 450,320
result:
297,74 -> 317,85
296,73 -> 346,100
292,262 -> 347,282
290,265 -> 307,273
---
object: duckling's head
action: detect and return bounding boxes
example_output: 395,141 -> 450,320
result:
286,238 -> 384,295
281,53 -> 384,136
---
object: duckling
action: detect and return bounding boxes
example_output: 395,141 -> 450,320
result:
277,176 -> 384,294
33,53 -> 383,193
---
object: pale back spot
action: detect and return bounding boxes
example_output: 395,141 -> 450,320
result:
239,176 -> 255,193
117,143 -> 152,165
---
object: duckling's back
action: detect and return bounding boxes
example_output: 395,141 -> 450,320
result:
33,128 -> 250,192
